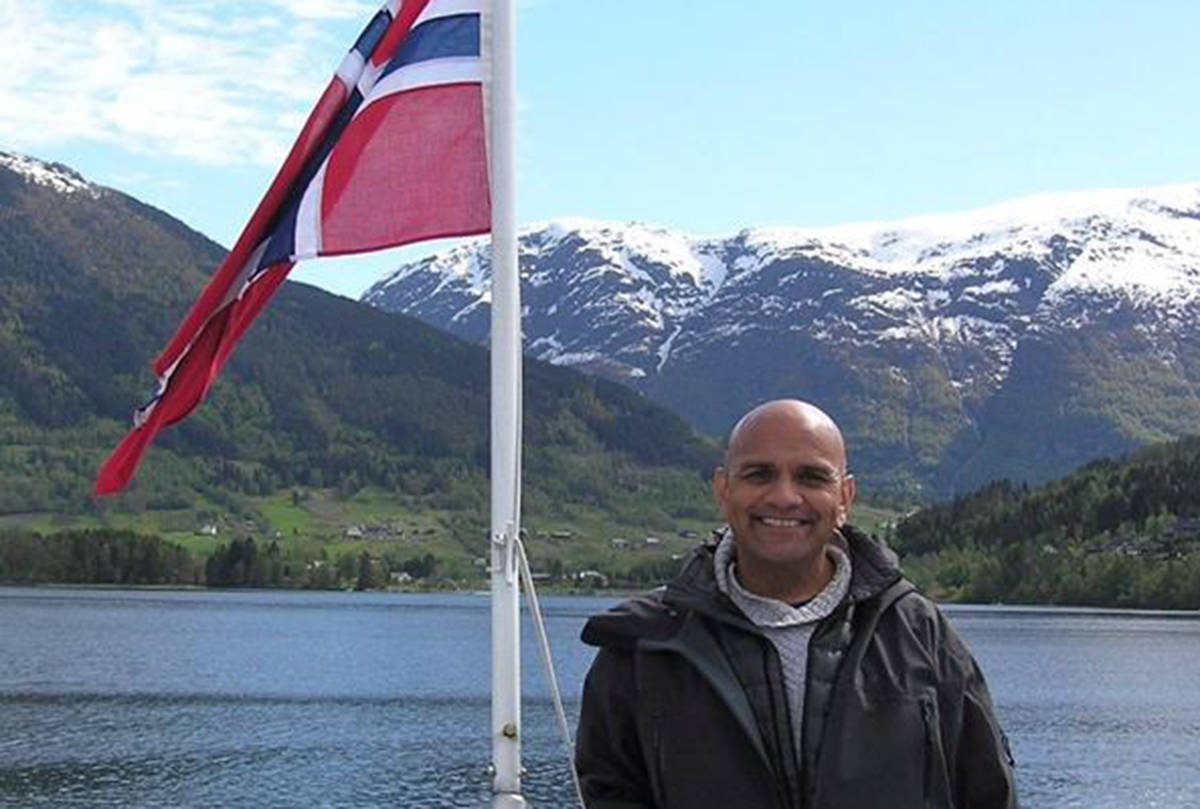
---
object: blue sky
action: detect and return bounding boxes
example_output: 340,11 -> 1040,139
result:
3,0 -> 1200,298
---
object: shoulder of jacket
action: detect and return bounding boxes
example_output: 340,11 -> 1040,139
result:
880,586 -> 984,675
580,587 -> 687,651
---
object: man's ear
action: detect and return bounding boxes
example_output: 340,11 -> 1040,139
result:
837,474 -> 857,526
711,466 -> 728,515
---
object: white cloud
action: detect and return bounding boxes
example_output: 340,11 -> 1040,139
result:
0,0 -> 375,166
261,0 -> 375,20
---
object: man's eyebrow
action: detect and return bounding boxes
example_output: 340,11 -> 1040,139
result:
731,460 -> 841,478
732,460 -> 774,473
739,461 -> 839,478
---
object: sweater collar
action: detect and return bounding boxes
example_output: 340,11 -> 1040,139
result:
665,523 -> 902,619
714,531 -> 852,628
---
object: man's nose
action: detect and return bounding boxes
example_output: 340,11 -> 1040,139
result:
763,476 -> 806,508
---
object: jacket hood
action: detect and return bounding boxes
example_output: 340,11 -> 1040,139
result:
579,587 -> 684,651
581,524 -> 904,650
839,523 -> 904,602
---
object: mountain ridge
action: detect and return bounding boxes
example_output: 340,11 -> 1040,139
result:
364,183 -> 1200,498
0,150 -> 719,536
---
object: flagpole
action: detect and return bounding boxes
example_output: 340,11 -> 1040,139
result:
489,0 -> 525,805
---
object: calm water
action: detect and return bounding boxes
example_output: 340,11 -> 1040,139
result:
1,588 -> 1198,808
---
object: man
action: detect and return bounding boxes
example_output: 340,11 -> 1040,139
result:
575,399 -> 1017,809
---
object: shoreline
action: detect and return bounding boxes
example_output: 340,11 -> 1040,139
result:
2,582 -> 1198,615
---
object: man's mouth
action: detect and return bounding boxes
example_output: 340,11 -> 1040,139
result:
756,516 -> 813,528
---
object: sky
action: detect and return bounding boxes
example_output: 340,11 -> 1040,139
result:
3,0 -> 1200,299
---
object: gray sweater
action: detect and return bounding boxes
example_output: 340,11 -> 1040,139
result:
713,532 -> 852,762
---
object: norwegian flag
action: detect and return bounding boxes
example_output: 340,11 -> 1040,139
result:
95,0 -> 491,495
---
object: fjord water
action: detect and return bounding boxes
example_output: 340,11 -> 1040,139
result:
1,588 -> 1197,808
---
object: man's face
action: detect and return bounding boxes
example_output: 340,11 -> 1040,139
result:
712,406 -> 855,581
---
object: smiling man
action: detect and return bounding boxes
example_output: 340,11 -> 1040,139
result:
576,399 -> 1018,809
712,400 -> 853,605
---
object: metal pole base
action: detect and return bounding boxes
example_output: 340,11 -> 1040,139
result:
492,793 -> 528,809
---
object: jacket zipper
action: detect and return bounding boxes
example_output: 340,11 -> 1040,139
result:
921,698 -> 935,809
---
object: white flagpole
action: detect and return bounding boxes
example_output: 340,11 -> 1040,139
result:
488,0 -> 525,805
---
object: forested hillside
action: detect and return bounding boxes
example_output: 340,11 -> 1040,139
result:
0,152 -> 721,579
892,436 -> 1200,608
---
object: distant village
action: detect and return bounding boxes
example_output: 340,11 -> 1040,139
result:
190,513 -> 712,591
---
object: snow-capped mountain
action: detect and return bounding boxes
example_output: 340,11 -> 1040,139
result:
363,185 -> 1200,497
0,151 -> 104,198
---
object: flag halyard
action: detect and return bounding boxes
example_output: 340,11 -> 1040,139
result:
96,0 -> 491,496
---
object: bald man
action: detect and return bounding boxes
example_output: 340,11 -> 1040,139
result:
576,400 -> 1017,809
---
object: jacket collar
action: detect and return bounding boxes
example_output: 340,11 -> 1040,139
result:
581,524 -> 904,648
664,523 -> 902,620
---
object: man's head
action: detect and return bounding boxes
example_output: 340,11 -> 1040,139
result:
711,399 -> 856,601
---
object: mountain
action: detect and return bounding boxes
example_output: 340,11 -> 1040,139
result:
0,150 -> 717,529
363,185 -> 1200,498
890,434 -> 1200,608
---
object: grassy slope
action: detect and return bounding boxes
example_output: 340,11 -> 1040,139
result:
0,483 -> 903,586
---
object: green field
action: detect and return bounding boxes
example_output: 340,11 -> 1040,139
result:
0,483 -> 903,589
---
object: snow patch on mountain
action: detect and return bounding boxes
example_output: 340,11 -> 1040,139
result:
363,181 -> 1200,400
0,151 -> 101,198
737,184 -> 1200,294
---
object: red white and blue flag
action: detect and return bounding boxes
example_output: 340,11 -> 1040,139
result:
95,0 -> 491,495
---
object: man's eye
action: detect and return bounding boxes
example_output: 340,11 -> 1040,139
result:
742,468 -> 772,481
798,470 -> 833,485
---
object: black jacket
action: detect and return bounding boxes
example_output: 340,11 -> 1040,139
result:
576,527 -> 1018,809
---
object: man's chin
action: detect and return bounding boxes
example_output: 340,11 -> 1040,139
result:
740,531 -> 829,564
